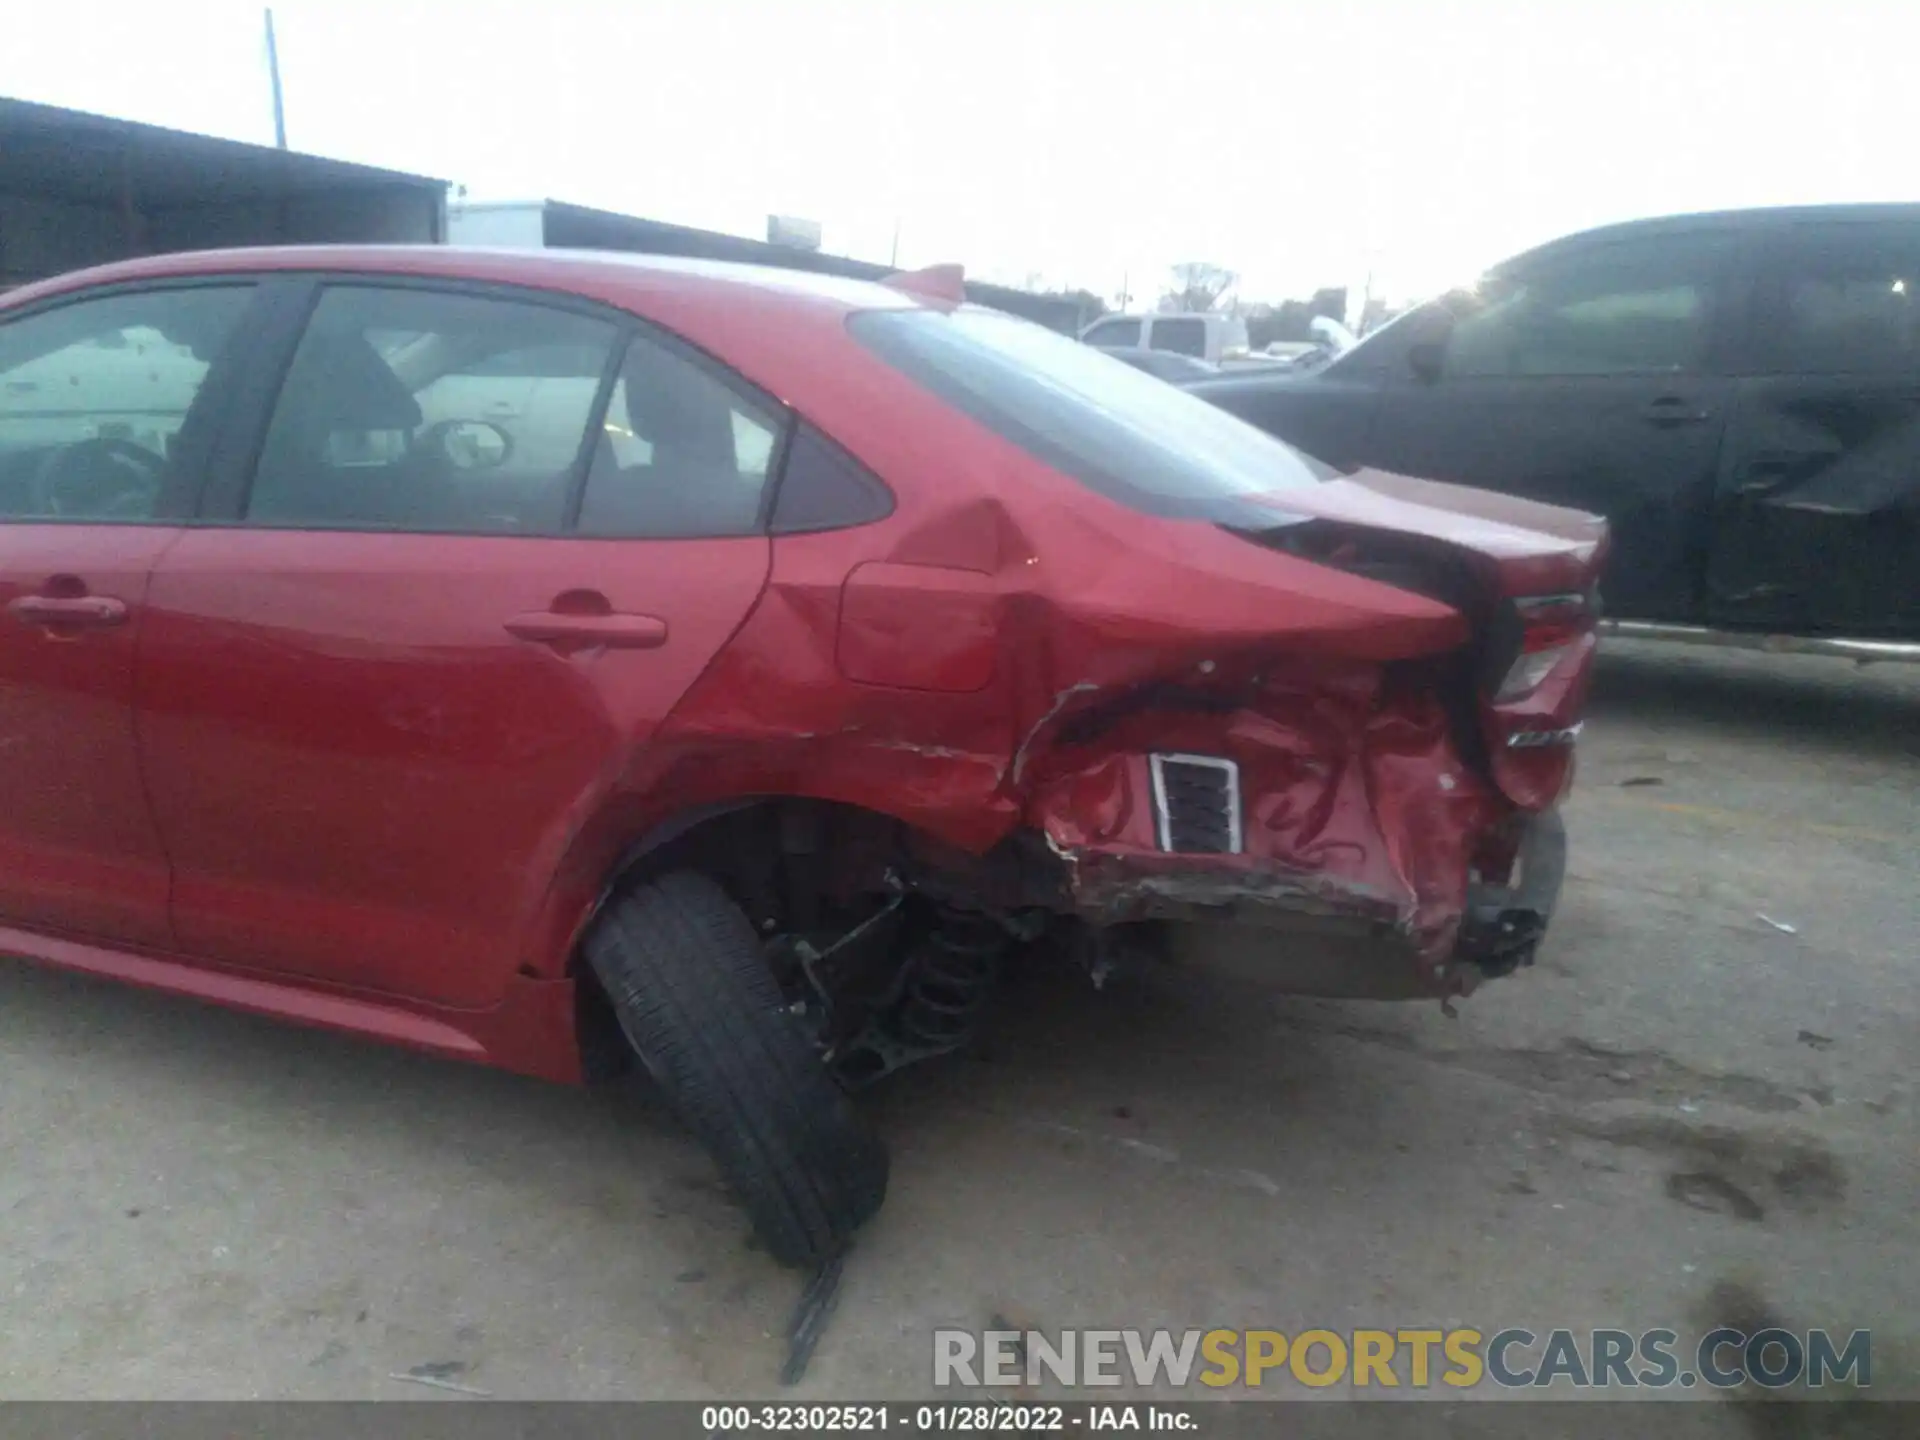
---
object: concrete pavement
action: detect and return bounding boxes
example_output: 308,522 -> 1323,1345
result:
1,642 -> 1913,1424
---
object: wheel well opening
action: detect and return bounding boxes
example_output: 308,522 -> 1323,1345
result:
571,797 -> 1084,1089
593,799 -> 922,941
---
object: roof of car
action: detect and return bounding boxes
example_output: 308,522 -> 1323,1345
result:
1,244 -> 927,317
1503,202 -> 1920,270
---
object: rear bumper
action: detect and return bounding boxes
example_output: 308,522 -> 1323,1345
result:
1452,807 -> 1566,978
1039,804 -> 1569,1003
1017,667 -> 1575,1001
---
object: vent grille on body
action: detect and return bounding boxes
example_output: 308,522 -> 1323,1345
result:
1149,754 -> 1242,855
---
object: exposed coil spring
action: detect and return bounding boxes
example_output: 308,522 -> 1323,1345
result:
891,907 -> 1005,1050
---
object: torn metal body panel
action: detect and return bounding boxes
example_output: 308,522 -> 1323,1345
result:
1707,236 -> 1920,639
1024,660 -> 1515,985
1070,803 -> 1567,1004
647,463 -> 1593,1000
620,319 -> 1606,1005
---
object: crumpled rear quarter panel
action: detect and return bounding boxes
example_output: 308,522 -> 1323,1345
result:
541,324 -> 1522,989
1026,658 -> 1506,966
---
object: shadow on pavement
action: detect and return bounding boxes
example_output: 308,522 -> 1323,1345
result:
1589,647 -> 1920,762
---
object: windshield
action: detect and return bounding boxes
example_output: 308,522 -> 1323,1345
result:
849,307 -> 1330,520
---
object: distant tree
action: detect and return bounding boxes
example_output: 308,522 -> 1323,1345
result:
1308,286 -> 1348,324
1244,286 -> 1355,348
1247,300 -> 1315,348
1359,297 -> 1399,334
1244,311 -> 1284,349
1053,288 -> 1108,328
1160,262 -> 1237,313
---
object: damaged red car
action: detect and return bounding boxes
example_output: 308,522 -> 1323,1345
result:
0,247 -> 1604,1267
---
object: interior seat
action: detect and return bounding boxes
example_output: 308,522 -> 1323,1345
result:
577,340 -> 758,538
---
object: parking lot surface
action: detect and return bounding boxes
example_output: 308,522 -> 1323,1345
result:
1,642 -> 1914,1416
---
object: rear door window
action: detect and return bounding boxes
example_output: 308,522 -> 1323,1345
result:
1149,316 -> 1208,357
1756,224 -> 1920,374
851,306 -> 1329,521
575,330 -> 785,538
243,286 -> 620,533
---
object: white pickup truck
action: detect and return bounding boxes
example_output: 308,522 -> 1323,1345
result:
1078,311 -> 1250,364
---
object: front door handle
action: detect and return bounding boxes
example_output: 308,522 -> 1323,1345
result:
1642,395 -> 1712,426
7,594 -> 129,630
504,611 -> 668,649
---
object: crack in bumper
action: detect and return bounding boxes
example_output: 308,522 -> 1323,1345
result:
1047,807 -> 1568,997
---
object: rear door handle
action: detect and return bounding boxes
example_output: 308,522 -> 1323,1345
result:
1734,454 -> 1804,496
503,611 -> 668,649
1642,396 -> 1712,426
7,594 -> 129,630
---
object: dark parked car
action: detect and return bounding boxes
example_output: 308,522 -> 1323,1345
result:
1093,345 -> 1219,383
1191,205 -> 1920,650
0,246 -> 1600,1271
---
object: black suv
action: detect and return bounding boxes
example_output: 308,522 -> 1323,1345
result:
1191,205 -> 1920,647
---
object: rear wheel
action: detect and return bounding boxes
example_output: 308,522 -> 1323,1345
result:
584,870 -> 889,1267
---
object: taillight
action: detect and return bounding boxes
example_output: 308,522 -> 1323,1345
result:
1495,592 -> 1595,701
1496,642 -> 1576,701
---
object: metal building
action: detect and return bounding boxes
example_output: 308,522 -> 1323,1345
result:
450,198 -> 1087,334
0,96 -> 447,290
0,98 -> 1085,334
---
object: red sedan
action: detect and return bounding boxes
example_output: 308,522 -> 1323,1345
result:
0,247 -> 1603,1268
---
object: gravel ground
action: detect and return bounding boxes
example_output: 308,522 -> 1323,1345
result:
1,641 -> 1914,1427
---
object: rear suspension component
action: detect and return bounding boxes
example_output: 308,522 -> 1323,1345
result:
833,902 -> 1009,1086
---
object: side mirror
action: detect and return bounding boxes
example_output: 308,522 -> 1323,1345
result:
1407,339 -> 1445,383
422,418 -> 513,471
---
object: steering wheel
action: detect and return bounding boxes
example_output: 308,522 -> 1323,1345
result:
29,438 -> 168,520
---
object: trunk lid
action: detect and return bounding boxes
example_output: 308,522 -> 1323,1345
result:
1235,468 -> 1610,810
1242,467 -> 1608,595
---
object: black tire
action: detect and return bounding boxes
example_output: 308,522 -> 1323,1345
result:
585,870 -> 889,1267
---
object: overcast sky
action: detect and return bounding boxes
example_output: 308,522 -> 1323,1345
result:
1,0 -> 1911,306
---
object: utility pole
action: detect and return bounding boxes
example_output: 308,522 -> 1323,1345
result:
889,218 -> 901,269
265,8 -> 288,149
